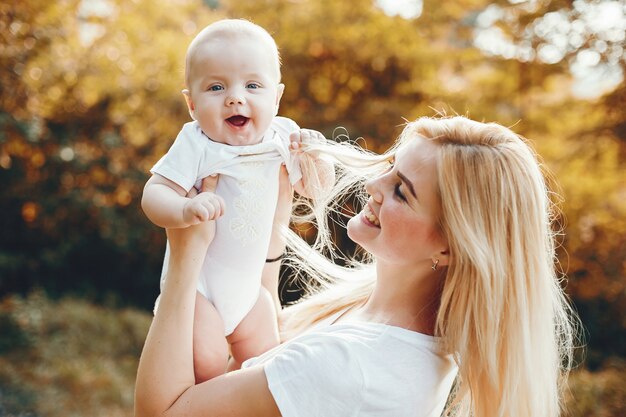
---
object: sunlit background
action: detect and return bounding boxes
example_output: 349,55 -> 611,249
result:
1,0 -> 625,415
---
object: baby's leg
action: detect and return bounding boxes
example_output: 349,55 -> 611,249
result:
226,287 -> 280,371
193,291 -> 229,384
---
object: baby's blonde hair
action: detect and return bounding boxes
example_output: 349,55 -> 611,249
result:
184,19 -> 281,87
284,116 -> 578,417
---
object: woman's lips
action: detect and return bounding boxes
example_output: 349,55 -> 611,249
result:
362,204 -> 380,227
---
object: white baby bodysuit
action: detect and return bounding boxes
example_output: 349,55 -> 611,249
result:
151,116 -> 301,335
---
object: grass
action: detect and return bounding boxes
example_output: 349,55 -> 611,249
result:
0,290 -> 150,417
0,290 -> 624,416
565,358 -> 626,416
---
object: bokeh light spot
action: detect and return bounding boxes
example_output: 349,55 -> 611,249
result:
22,202 -> 39,223
60,147 -> 75,162
29,67 -> 42,81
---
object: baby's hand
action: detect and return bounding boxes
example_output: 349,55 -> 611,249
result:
289,129 -> 335,199
183,175 -> 225,225
289,129 -> 325,155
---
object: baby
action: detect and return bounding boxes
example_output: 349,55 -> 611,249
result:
141,19 -> 333,383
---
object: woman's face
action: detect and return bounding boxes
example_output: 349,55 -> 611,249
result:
347,136 -> 447,268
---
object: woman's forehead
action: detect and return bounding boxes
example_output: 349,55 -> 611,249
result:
395,136 -> 438,168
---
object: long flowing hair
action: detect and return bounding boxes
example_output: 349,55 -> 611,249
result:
282,115 -> 579,417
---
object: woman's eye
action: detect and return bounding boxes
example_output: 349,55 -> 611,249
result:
394,183 -> 407,202
385,155 -> 406,202
208,85 -> 223,91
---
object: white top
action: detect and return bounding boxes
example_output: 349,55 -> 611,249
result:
151,117 -> 302,335
243,314 -> 458,417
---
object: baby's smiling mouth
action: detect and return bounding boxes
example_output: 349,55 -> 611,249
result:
226,115 -> 249,127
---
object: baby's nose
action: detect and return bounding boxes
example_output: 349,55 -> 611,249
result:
226,91 -> 246,105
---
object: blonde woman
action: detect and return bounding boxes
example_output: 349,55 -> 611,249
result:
135,116 -> 578,417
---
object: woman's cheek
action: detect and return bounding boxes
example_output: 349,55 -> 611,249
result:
384,216 -> 438,259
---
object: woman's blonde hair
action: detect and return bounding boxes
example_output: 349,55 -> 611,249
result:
283,115 -> 578,417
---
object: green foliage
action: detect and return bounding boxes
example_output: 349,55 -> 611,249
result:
0,311 -> 31,355
519,95 -> 626,366
0,0 -> 223,309
0,290 -> 151,417
225,0 -> 507,146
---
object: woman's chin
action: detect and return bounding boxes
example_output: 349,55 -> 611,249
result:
346,216 -> 365,246
346,217 -> 356,235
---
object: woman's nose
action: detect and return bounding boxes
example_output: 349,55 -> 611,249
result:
364,177 -> 383,203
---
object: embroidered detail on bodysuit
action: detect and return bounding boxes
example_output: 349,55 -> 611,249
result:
230,161 -> 269,245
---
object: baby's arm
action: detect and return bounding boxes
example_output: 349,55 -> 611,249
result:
141,174 -> 224,228
290,129 -> 335,199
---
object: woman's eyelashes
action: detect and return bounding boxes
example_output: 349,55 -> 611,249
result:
394,183 -> 407,202
386,157 -> 407,202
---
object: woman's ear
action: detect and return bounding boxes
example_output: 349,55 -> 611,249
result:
433,248 -> 450,269
182,89 -> 195,120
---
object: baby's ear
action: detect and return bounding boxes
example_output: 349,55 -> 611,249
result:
182,89 -> 195,120
274,84 -> 285,114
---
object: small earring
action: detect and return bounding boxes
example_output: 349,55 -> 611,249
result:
431,258 -> 439,271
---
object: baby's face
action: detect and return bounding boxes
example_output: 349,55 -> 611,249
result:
185,35 -> 284,146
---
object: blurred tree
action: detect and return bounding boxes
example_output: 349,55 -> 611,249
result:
519,91 -> 626,366
457,0 -> 626,366
0,0 -> 624,365
225,0 -> 524,146
0,0 -> 223,308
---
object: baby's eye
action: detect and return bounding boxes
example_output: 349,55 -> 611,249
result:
246,83 -> 261,89
208,85 -> 223,91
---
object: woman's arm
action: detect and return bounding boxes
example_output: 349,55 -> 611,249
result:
134,175 -> 280,417
261,164 -> 294,316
